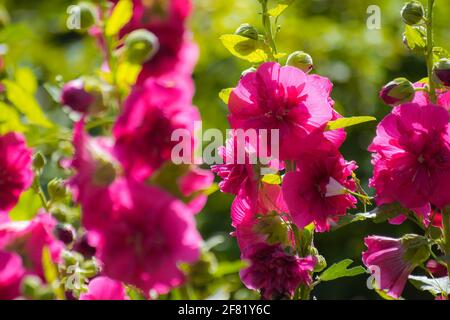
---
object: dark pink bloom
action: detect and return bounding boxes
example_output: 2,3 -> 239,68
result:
211,135 -> 257,196
0,213 -> 64,278
240,242 -> 315,299
228,62 -> 340,160
177,167 -> 214,214
362,236 -> 416,299
94,180 -> 201,295
282,151 -> 357,232
369,103 -> 450,210
113,78 -> 200,181
426,259 -> 448,277
0,250 -> 25,300
412,82 -> 450,110
79,276 -> 127,300
0,132 -> 33,215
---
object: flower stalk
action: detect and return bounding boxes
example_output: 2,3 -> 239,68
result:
426,0 -> 436,103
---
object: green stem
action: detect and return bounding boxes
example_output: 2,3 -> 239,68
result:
442,210 -> 450,279
426,0 -> 437,103
261,0 -> 278,61
32,176 -> 49,212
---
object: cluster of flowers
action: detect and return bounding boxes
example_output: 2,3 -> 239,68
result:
212,60 -> 360,299
0,0 -> 213,300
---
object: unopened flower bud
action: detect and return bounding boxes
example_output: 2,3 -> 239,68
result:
124,29 -> 159,65
379,77 -> 415,106
313,255 -> 327,273
74,234 -> 96,258
235,23 -> 259,40
48,178 -> 68,202
401,234 -> 430,265
81,259 -> 100,278
62,250 -> 84,266
254,214 -> 289,245
93,158 -> 117,186
21,275 -> 42,299
32,152 -> 46,172
286,51 -> 313,73
61,79 -> 96,114
54,223 -> 76,245
401,1 -> 425,25
77,2 -> 98,30
433,58 -> 450,87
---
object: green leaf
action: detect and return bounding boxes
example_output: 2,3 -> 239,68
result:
219,34 -> 270,63
404,25 -> 426,50
0,102 -> 27,134
268,0 -> 295,17
15,67 -> 38,94
433,47 -> 450,64
409,275 -> 450,295
42,247 -> 65,300
326,116 -> 376,131
219,88 -> 233,104
262,174 -> 282,185
105,0 -> 133,37
3,80 -> 53,128
8,189 -> 41,221
43,83 -> 61,103
320,259 -> 366,282
331,211 -> 377,230
214,260 -> 248,277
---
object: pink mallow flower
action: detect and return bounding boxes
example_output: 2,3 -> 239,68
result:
0,132 -> 33,215
0,213 -> 64,278
362,235 -> 430,299
94,180 -> 201,295
113,77 -> 200,181
282,151 -> 357,232
369,103 -> 450,210
0,250 -> 26,300
79,276 -> 127,300
177,167 -> 214,214
228,62 -> 342,160
240,243 -> 315,300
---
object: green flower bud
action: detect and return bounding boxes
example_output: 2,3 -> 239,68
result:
93,158 -> 117,186
401,234 -> 430,265
32,152 -> 46,172
77,2 -> 98,30
234,23 -> 259,40
81,259 -> 100,278
401,1 -> 425,25
62,250 -> 84,266
433,58 -> 450,87
286,51 -> 314,73
379,77 -> 415,106
313,255 -> 327,273
254,214 -> 289,245
48,178 -> 68,202
124,29 -> 160,65
21,275 -> 42,298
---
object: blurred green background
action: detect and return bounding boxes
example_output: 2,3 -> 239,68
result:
1,0 -> 449,299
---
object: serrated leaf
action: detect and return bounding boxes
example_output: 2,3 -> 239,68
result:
262,174 -> 282,185
15,67 -> 38,94
8,189 -> 40,221
214,260 -> 248,277
0,102 -> 27,134
3,80 -> 53,128
219,88 -> 233,104
404,25 -> 426,50
105,0 -> 133,37
42,247 -> 65,300
320,259 -> 366,281
409,275 -> 450,295
220,34 -> 270,63
268,0 -> 295,17
326,116 -> 376,131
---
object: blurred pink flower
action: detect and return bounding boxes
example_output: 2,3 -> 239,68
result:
177,167 -> 214,214
240,242 -> 315,299
282,151 -> 357,232
113,78 -> 200,181
94,180 -> 201,295
0,250 -> 25,300
79,276 -> 127,300
0,132 -> 33,215
369,103 -> 450,210
0,213 -> 64,278
228,62 -> 341,160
